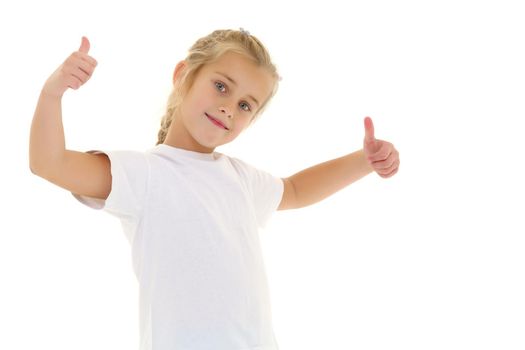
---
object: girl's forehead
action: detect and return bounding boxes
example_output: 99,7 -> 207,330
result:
202,53 -> 274,93
206,52 -> 254,71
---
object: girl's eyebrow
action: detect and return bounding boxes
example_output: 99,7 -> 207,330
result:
214,71 -> 260,107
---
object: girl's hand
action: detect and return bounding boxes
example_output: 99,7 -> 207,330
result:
42,36 -> 98,98
363,116 -> 400,178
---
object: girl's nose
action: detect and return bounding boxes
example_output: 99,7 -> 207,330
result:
219,106 -> 233,118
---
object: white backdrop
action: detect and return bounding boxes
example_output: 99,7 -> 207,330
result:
1,0 -> 524,349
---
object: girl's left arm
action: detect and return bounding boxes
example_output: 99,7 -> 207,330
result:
281,117 -> 400,210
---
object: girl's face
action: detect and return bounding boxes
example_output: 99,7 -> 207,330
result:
164,51 -> 275,153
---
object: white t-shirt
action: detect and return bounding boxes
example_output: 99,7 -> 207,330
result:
72,144 -> 284,350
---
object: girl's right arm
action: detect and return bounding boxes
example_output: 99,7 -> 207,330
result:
29,37 -> 111,200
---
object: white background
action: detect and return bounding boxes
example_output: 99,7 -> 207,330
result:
1,0 -> 524,349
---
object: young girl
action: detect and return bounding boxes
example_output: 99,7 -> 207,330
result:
29,28 -> 399,350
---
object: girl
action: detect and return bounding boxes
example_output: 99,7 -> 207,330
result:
29,28 -> 399,350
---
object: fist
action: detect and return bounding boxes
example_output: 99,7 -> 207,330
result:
363,116 -> 400,178
43,36 -> 98,97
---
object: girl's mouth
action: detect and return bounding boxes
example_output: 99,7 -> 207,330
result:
206,113 -> 229,130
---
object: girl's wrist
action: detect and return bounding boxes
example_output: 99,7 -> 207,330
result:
40,86 -> 64,100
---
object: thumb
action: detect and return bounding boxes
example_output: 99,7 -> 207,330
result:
79,36 -> 90,54
364,116 -> 376,145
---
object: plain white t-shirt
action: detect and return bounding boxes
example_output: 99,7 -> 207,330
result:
72,144 -> 284,350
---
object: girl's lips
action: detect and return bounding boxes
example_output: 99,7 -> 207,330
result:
206,113 -> 229,130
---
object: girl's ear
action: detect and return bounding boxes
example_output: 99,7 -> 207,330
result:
173,60 -> 187,83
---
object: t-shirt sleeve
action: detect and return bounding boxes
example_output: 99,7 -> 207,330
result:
71,149 -> 149,223
230,157 -> 284,229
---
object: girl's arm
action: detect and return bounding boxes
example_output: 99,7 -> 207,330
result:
281,150 -> 373,210
29,91 -> 66,175
29,37 -> 111,200
279,117 -> 400,210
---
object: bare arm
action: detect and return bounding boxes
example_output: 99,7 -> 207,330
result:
279,117 -> 400,210
29,37 -> 110,200
287,149 -> 373,209
29,91 -> 66,174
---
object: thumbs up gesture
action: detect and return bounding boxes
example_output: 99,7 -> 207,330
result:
42,36 -> 98,98
363,116 -> 400,178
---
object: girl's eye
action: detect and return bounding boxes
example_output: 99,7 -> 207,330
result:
240,102 -> 251,112
215,81 -> 251,112
215,81 -> 226,93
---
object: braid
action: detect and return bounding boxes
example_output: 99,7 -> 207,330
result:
156,106 -> 175,145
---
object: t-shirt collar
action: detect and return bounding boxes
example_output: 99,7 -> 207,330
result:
152,144 -> 221,161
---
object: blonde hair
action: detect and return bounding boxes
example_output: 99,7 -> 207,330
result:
156,29 -> 280,145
